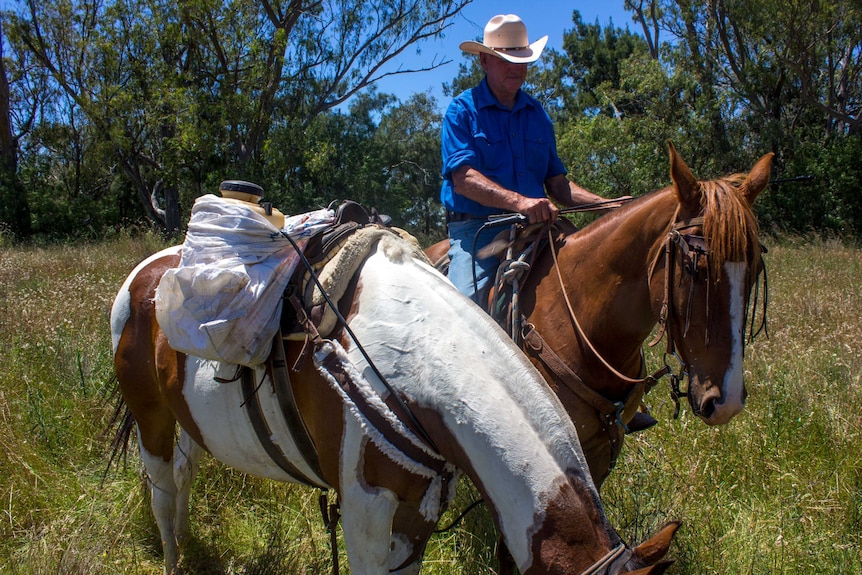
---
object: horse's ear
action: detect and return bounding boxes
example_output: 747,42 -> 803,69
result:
667,141 -> 699,206
742,152 -> 775,204
629,520 -> 681,567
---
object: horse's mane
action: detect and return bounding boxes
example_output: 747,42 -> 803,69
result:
700,173 -> 761,275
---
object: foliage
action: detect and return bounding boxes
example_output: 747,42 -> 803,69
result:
0,0 -> 860,241
0,0 -> 466,240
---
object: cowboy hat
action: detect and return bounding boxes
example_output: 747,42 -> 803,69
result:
459,14 -> 548,64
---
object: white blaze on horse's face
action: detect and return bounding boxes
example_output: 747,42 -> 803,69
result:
687,260 -> 748,425
713,261 -> 748,423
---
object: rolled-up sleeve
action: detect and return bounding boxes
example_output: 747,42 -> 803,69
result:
441,100 -> 476,179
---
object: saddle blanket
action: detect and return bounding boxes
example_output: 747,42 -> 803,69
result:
155,195 -> 335,367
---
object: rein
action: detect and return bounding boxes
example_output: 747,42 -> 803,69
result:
547,225 -> 672,388
580,543 -> 631,575
521,213 -> 714,468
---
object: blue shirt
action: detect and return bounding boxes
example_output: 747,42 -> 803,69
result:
440,78 -> 567,217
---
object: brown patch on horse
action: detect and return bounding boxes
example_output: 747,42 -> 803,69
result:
524,474 -> 618,575
114,252 -> 204,461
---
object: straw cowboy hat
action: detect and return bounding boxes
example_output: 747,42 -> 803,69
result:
459,14 -> 548,64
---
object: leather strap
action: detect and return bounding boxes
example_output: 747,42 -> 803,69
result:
268,331 -> 326,485
522,324 -> 640,419
316,348 -> 448,476
241,365 -> 327,488
521,323 -> 645,468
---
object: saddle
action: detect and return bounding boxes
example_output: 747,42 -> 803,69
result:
236,200 -> 414,487
280,200 -> 415,340
485,219 -> 578,336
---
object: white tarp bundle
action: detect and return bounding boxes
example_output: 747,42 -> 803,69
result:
155,194 -> 334,366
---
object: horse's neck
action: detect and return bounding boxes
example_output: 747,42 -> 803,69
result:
545,192 -> 676,374
523,191 -> 676,395
346,242 -> 618,570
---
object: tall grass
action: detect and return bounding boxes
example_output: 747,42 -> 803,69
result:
0,235 -> 859,574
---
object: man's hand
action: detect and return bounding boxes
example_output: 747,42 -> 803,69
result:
515,196 -> 559,224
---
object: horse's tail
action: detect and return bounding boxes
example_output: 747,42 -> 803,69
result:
103,373 -> 137,480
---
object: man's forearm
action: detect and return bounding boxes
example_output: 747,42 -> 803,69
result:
452,166 -> 526,212
451,166 -> 560,223
545,174 -> 605,207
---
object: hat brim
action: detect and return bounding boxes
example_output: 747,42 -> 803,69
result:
459,35 -> 548,64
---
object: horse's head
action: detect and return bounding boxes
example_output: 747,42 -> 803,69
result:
650,142 -> 773,425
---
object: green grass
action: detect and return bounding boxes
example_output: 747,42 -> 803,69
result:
0,235 -> 860,573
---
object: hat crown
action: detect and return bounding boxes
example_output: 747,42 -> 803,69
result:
459,13 -> 547,63
483,14 -> 530,49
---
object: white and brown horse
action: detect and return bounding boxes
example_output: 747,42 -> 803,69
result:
110,230 -> 678,574
427,143 -> 773,486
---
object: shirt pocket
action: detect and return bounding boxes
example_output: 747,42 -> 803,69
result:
524,136 -> 551,175
474,132 -> 507,175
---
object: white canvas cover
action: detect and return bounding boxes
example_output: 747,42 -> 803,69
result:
155,194 -> 334,366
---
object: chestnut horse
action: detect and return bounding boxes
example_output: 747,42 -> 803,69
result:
427,143 -> 773,485
110,230 -> 678,574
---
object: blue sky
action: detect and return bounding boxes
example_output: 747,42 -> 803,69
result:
370,1 -> 638,108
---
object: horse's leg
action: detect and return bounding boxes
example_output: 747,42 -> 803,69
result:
338,416 -> 400,574
173,430 -> 203,546
387,502 -> 439,575
138,430 -> 181,575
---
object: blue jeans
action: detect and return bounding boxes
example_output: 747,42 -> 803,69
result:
447,219 -> 504,304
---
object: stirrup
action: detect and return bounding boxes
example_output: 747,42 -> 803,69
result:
626,411 -> 658,434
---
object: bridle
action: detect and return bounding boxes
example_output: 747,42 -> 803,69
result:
533,204 -> 766,440
646,212 -> 768,417
647,215 -> 710,418
580,543 -> 631,575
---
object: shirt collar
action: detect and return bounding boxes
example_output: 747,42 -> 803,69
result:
476,77 -> 533,112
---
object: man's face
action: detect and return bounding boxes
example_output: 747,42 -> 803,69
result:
481,53 -> 528,103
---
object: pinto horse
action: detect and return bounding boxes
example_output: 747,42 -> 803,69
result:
427,143 -> 773,486
110,229 -> 678,574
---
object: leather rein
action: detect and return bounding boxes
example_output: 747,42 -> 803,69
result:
517,212 -> 741,471
530,209 -> 767,430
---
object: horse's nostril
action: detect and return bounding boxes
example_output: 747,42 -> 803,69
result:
699,397 -> 716,420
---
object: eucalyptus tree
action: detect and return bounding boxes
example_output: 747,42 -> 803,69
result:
620,0 -> 861,233
375,91 -> 443,241
10,0 -> 469,235
550,12 -> 649,120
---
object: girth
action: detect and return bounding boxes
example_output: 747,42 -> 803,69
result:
238,331 -> 327,489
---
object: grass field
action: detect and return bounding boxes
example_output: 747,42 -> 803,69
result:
0,232 -> 860,574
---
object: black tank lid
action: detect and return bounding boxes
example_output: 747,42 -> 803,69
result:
219,180 -> 264,197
